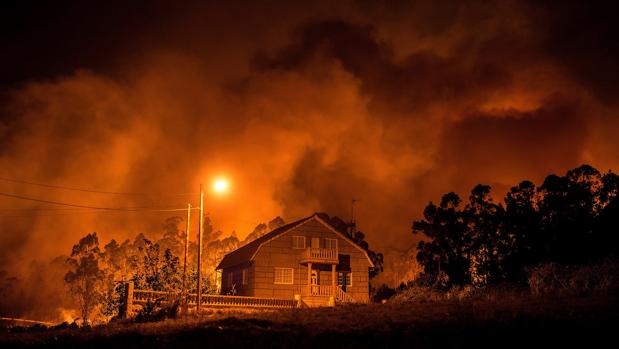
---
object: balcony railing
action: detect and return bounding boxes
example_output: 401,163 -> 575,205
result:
303,285 -> 334,297
301,247 -> 338,263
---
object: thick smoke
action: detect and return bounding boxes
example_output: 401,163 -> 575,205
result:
0,0 -> 618,318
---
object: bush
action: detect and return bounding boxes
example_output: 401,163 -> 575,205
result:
389,285 -> 448,303
371,284 -> 396,303
134,298 -> 180,323
527,259 -> 618,296
446,285 -> 476,301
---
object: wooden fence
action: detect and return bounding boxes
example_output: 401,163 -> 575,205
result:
126,283 -> 298,313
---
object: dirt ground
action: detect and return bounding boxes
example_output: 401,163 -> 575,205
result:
1,295 -> 617,348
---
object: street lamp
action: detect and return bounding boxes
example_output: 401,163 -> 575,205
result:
212,177 -> 229,194
195,177 -> 231,314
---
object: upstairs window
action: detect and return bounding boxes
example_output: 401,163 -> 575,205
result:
274,267 -> 294,284
292,236 -> 306,249
325,238 -> 337,250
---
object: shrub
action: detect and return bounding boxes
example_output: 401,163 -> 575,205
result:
527,259 -> 618,296
389,285 -> 447,303
371,284 -> 396,303
134,298 -> 180,323
527,263 -> 569,296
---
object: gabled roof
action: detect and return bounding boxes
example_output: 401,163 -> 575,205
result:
216,213 -> 374,270
215,215 -> 314,270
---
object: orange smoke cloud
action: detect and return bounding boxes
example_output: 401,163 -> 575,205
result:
0,0 -> 618,317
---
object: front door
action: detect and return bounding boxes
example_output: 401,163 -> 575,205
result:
310,270 -> 319,295
340,272 -> 348,292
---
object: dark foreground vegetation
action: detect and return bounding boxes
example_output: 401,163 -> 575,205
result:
1,292 -> 616,349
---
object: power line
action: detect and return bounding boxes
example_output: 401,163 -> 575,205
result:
0,207 -> 92,211
0,208 -> 198,219
0,207 -> 202,212
0,176 -> 197,196
0,191 -> 196,211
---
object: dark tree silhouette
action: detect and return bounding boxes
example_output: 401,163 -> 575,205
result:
596,170 -> 619,257
413,164 -> 619,288
503,180 -> 540,281
413,192 -> 469,286
318,213 -> 384,279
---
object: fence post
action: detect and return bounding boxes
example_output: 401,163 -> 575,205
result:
328,296 -> 335,307
121,281 -> 134,319
295,294 -> 302,308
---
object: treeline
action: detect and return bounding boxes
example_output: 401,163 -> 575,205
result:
63,216 -> 286,323
413,164 -> 618,288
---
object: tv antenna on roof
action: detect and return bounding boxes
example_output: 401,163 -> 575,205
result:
349,198 -> 358,237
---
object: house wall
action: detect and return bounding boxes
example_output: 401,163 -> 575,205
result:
221,262 -> 254,296
247,218 -> 372,303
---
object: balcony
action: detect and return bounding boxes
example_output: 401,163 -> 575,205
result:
299,247 -> 338,264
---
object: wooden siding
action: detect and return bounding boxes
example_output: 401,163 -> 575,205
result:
221,217 -> 372,303
221,263 -> 254,296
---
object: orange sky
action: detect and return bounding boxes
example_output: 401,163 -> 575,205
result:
0,0 -> 618,278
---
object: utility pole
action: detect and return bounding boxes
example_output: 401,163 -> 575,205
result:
182,203 -> 191,316
196,184 -> 204,313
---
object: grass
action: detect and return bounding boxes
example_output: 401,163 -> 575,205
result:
1,294 -> 617,348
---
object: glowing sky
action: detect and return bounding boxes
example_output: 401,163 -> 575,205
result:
0,0 -> 618,274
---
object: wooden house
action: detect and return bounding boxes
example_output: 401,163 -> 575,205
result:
216,213 -> 374,306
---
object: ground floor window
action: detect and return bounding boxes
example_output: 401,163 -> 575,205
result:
274,267 -> 294,284
227,271 -> 233,288
242,268 -> 248,285
338,272 -> 352,286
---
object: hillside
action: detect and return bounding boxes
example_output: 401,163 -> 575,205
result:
1,294 -> 616,348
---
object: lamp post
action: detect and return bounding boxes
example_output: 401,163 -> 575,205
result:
196,184 -> 204,313
195,177 -> 229,314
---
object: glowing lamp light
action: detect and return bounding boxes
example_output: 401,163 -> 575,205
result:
212,178 -> 230,194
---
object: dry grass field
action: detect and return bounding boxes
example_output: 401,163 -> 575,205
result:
1,294 -> 616,349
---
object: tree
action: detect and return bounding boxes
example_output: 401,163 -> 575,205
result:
413,192 -> 470,286
159,217 -> 184,256
64,233 -> 105,324
351,230 -> 384,278
160,248 -> 181,292
130,238 -> 183,292
465,184 -> 509,286
596,171 -> 619,257
268,216 -> 285,231
503,180 -> 541,280
242,223 -> 268,244
320,213 -> 384,279
538,165 -> 601,264
413,164 -> 619,289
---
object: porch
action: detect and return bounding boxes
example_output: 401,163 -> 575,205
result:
303,261 -> 355,305
301,285 -> 355,304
